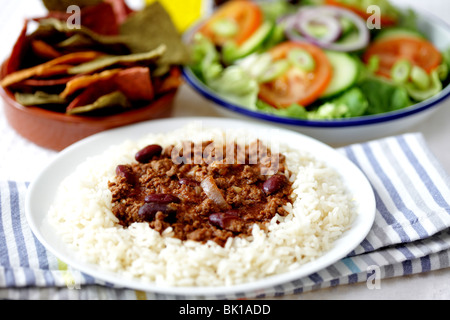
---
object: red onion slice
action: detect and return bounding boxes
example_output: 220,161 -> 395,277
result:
282,14 -> 305,43
296,12 -> 342,45
284,5 -> 370,52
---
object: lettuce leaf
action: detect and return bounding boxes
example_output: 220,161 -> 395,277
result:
256,100 -> 308,119
190,35 -> 259,109
357,77 -> 412,114
405,70 -> 443,101
209,66 -> 259,109
308,88 -> 369,119
255,88 -> 368,120
190,34 -> 223,83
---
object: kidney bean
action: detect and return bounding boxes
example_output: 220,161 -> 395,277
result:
135,144 -> 163,163
115,165 -> 136,185
178,178 -> 200,187
263,174 -> 287,195
209,211 -> 241,230
138,202 -> 174,222
144,193 -> 181,204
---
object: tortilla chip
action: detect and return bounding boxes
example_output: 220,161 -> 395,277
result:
78,2 -> 120,36
105,0 -> 134,24
4,1 -> 184,118
35,64 -> 73,78
16,75 -> 81,88
35,18 -> 129,53
67,90 -> 130,115
63,66 -> 154,100
67,45 -> 166,74
65,66 -> 154,112
1,51 -> 103,88
119,2 -> 190,73
42,0 -> 103,11
42,0 -> 132,25
15,91 -> 67,106
66,79 -> 115,112
153,67 -> 183,95
31,40 -> 62,59
56,34 -> 96,49
38,2 -> 120,36
60,68 -> 121,98
112,67 -> 154,101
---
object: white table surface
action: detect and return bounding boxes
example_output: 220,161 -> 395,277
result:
1,0 -> 450,300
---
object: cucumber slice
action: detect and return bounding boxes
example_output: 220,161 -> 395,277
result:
222,21 -> 274,64
320,51 -> 359,98
375,28 -> 425,42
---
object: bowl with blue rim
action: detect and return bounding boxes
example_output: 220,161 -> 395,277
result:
182,0 -> 450,145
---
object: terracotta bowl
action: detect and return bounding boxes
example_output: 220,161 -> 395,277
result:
0,60 -> 177,151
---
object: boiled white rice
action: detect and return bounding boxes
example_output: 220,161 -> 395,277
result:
48,123 -> 356,287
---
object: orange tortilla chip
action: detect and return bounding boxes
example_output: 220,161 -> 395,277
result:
34,64 -> 73,78
31,40 -> 62,60
154,67 -> 182,95
1,51 -> 104,88
66,66 -> 154,113
66,80 -> 118,112
60,69 -> 121,98
62,66 -> 153,101
18,75 -> 82,88
113,67 -> 154,101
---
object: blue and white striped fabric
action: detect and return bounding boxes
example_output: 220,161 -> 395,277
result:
1,133 -> 450,299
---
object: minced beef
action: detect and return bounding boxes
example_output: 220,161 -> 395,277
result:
108,140 -> 293,247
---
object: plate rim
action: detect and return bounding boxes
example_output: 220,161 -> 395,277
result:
25,116 -> 376,296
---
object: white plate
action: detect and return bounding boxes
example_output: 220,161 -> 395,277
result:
25,117 -> 376,296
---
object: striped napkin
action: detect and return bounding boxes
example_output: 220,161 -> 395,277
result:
1,132 -> 450,300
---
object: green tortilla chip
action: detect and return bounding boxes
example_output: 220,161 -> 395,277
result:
15,91 -> 67,106
35,18 -> 129,53
67,45 -> 166,74
67,90 -> 130,115
57,34 -> 96,49
120,2 -> 190,74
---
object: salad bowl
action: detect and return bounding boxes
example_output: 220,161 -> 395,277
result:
182,1 -> 450,145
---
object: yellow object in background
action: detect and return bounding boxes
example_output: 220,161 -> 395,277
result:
145,0 -> 211,33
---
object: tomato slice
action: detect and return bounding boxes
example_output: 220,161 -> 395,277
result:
258,42 -> 332,108
198,0 -> 263,46
363,37 -> 442,78
325,0 -> 398,26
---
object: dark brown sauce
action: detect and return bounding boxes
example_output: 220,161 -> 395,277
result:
108,141 -> 293,247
